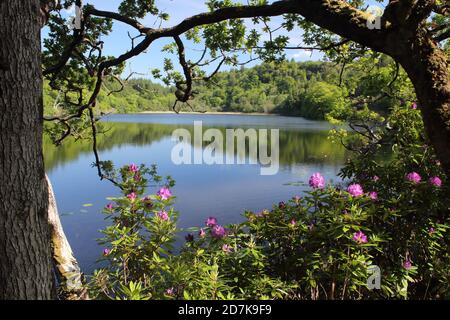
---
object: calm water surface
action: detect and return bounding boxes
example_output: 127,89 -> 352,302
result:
44,113 -> 350,272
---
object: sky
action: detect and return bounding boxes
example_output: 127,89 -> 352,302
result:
43,0 -> 387,81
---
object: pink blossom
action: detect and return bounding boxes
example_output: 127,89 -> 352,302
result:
127,192 -> 137,201
157,187 -> 172,200
128,163 -> 139,173
347,184 -> 364,197
105,203 -> 114,210
103,248 -> 111,256
403,259 -> 412,270
406,172 -> 422,184
199,228 -> 206,238
309,172 -> 325,189
368,191 -> 378,200
429,176 -> 442,187
411,102 -> 417,110
205,216 -> 217,227
211,225 -> 226,239
157,211 -> 169,221
133,174 -> 141,182
429,227 -> 435,234
372,175 -> 380,182
352,231 -> 368,244
165,287 -> 175,296
290,219 -> 297,226
222,244 -> 232,253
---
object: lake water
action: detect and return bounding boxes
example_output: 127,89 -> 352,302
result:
44,113 -> 350,273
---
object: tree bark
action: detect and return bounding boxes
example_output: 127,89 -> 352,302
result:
0,0 -> 56,299
397,30 -> 450,177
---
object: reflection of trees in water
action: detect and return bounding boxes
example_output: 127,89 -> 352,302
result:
44,122 -> 350,171
280,130 -> 351,165
44,122 -> 177,170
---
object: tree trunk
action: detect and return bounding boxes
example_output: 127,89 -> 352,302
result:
398,30 -> 450,177
0,0 -> 56,299
47,175 -> 87,300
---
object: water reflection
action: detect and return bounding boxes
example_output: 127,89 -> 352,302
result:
45,116 -> 348,171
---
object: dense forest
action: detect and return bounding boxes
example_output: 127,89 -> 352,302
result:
44,57 -> 406,121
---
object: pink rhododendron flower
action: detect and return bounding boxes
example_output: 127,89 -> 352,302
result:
222,244 -> 232,253
347,184 -> 364,197
165,288 -> 175,296
199,228 -> 206,238
369,191 -> 378,200
127,192 -> 137,201
352,231 -> 368,244
403,259 -> 412,270
429,176 -> 442,187
205,216 -> 217,227
429,227 -> 435,234
309,172 -> 325,189
133,174 -> 141,182
406,172 -> 422,184
372,175 -> 380,182
157,187 -> 172,200
103,248 -> 111,256
105,203 -> 114,210
128,163 -> 139,173
211,225 -> 226,239
411,102 -> 417,110
157,211 -> 169,221
290,219 -> 297,226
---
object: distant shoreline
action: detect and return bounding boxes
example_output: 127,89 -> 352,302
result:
135,111 -> 281,116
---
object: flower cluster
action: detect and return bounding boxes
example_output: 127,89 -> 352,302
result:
352,231 -> 368,244
347,184 -> 364,197
204,217 -> 227,239
157,187 -> 172,200
158,211 -> 169,221
309,172 -> 325,189
405,172 -> 443,188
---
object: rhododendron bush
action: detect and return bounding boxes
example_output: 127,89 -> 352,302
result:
89,104 -> 449,300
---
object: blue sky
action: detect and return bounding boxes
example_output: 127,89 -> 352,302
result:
43,0 -> 387,81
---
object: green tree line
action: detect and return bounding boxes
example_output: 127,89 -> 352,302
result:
44,58 -> 404,121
